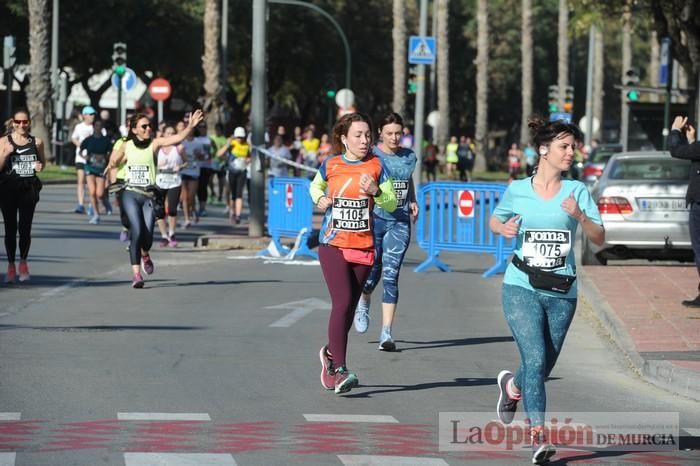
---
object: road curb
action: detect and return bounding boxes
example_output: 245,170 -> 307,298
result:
194,235 -> 272,250
579,267 -> 700,401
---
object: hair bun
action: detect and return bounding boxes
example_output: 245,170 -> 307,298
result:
527,114 -> 547,133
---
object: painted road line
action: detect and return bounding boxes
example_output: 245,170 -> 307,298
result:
338,455 -> 449,466
0,454 -> 15,466
684,428 -> 700,437
117,413 -> 211,421
266,298 -> 329,328
303,414 -> 399,423
124,453 -> 236,465
0,413 -> 21,420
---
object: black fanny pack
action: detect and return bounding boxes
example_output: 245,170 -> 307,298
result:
512,255 -> 576,294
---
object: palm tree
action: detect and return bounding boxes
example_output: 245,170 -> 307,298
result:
202,0 -> 224,130
436,0 -> 449,148
520,0 -> 533,147
392,0 -> 406,117
26,0 -> 51,159
592,26 -> 604,139
557,0 -> 569,110
621,2 -> 631,120
474,0 -> 488,172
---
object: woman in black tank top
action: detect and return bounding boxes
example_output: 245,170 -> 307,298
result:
0,109 -> 46,283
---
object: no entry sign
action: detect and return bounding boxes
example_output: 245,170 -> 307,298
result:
148,78 -> 172,101
457,190 -> 475,218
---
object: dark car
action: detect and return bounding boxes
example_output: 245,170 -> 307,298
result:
582,144 -> 622,186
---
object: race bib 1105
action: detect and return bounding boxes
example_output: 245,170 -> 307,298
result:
332,197 -> 370,232
521,229 -> 571,271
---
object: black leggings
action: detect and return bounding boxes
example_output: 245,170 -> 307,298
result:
1,184 -> 39,263
122,189 -> 156,265
166,186 -> 181,217
228,170 -> 246,200
197,168 -> 212,203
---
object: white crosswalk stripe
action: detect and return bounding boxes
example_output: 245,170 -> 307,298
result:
303,414 -> 399,423
117,412 -> 211,421
124,453 -> 236,466
338,455 -> 449,465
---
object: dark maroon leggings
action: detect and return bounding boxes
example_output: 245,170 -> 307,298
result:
319,244 -> 371,369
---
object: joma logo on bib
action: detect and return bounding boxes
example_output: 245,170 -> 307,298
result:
522,229 -> 571,271
332,197 -> 370,232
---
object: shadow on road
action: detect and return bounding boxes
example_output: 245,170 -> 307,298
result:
371,336 -> 514,351
148,279 -> 282,288
345,377 -> 496,398
0,324 -> 206,332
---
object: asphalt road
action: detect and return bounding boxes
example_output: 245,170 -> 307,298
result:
1,185 -> 699,466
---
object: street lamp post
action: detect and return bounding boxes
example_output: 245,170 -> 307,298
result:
250,0 -> 267,237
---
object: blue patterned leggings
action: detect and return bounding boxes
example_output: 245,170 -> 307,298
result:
502,284 -> 577,427
363,217 -> 410,304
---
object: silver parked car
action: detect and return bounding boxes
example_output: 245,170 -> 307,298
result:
582,151 -> 693,265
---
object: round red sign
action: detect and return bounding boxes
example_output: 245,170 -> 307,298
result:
458,190 -> 475,217
148,78 -> 172,101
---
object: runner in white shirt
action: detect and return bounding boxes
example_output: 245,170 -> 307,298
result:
70,106 -> 96,214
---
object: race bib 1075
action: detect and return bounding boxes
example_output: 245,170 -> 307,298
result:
521,229 -> 571,271
332,197 -> 370,232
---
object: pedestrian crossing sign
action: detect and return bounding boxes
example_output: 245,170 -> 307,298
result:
408,36 -> 436,65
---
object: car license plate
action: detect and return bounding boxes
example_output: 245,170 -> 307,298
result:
638,198 -> 687,211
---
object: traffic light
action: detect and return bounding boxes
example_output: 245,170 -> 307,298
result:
326,89 -> 336,98
548,85 -> 559,113
563,85 -> 574,112
112,42 -> 127,77
408,66 -> 417,94
3,36 -> 16,69
624,68 -> 640,102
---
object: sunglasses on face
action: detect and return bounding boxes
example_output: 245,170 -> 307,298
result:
13,119 -> 30,125
140,124 -> 151,130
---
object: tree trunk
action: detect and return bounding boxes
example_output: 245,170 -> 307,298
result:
436,0 -> 449,148
557,0 -> 569,110
520,0 -> 533,147
593,26 -> 604,139
621,4 -> 631,121
202,0 -> 224,130
26,0 -> 52,160
474,0 -> 489,172
649,30 -> 659,103
392,0 -> 406,117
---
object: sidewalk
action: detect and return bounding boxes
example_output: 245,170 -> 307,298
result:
579,264 -> 700,401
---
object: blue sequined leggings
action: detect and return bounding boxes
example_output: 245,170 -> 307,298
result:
502,284 -> 577,427
363,217 -> 410,304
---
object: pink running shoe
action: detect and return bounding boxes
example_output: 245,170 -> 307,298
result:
168,235 -> 178,248
319,345 -> 335,390
4,263 -> 16,284
159,237 -> 169,247
18,260 -> 30,282
132,272 -> 144,289
141,255 -> 154,275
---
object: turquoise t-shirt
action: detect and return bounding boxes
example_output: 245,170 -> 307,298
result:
372,145 -> 417,222
492,177 -> 603,299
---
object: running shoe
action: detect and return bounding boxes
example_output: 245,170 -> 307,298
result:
354,298 -> 370,333
333,366 -> 359,394
18,261 -> 29,282
378,326 -> 396,351
235,216 -> 241,225
141,255 -> 154,275
168,236 -> 178,248
74,204 -> 85,214
88,215 -> 100,225
531,430 -> 555,464
159,237 -> 169,247
319,345 -> 335,390
199,208 -> 208,217
86,206 -> 95,217
132,272 -> 144,289
4,263 -> 16,284
119,229 -> 130,242
183,221 -> 191,230
496,370 -> 520,424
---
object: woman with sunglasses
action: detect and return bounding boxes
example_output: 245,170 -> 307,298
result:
0,109 -> 46,283
108,110 -> 204,288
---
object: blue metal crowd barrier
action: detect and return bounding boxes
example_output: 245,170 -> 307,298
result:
415,182 -> 515,277
258,176 -> 318,259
